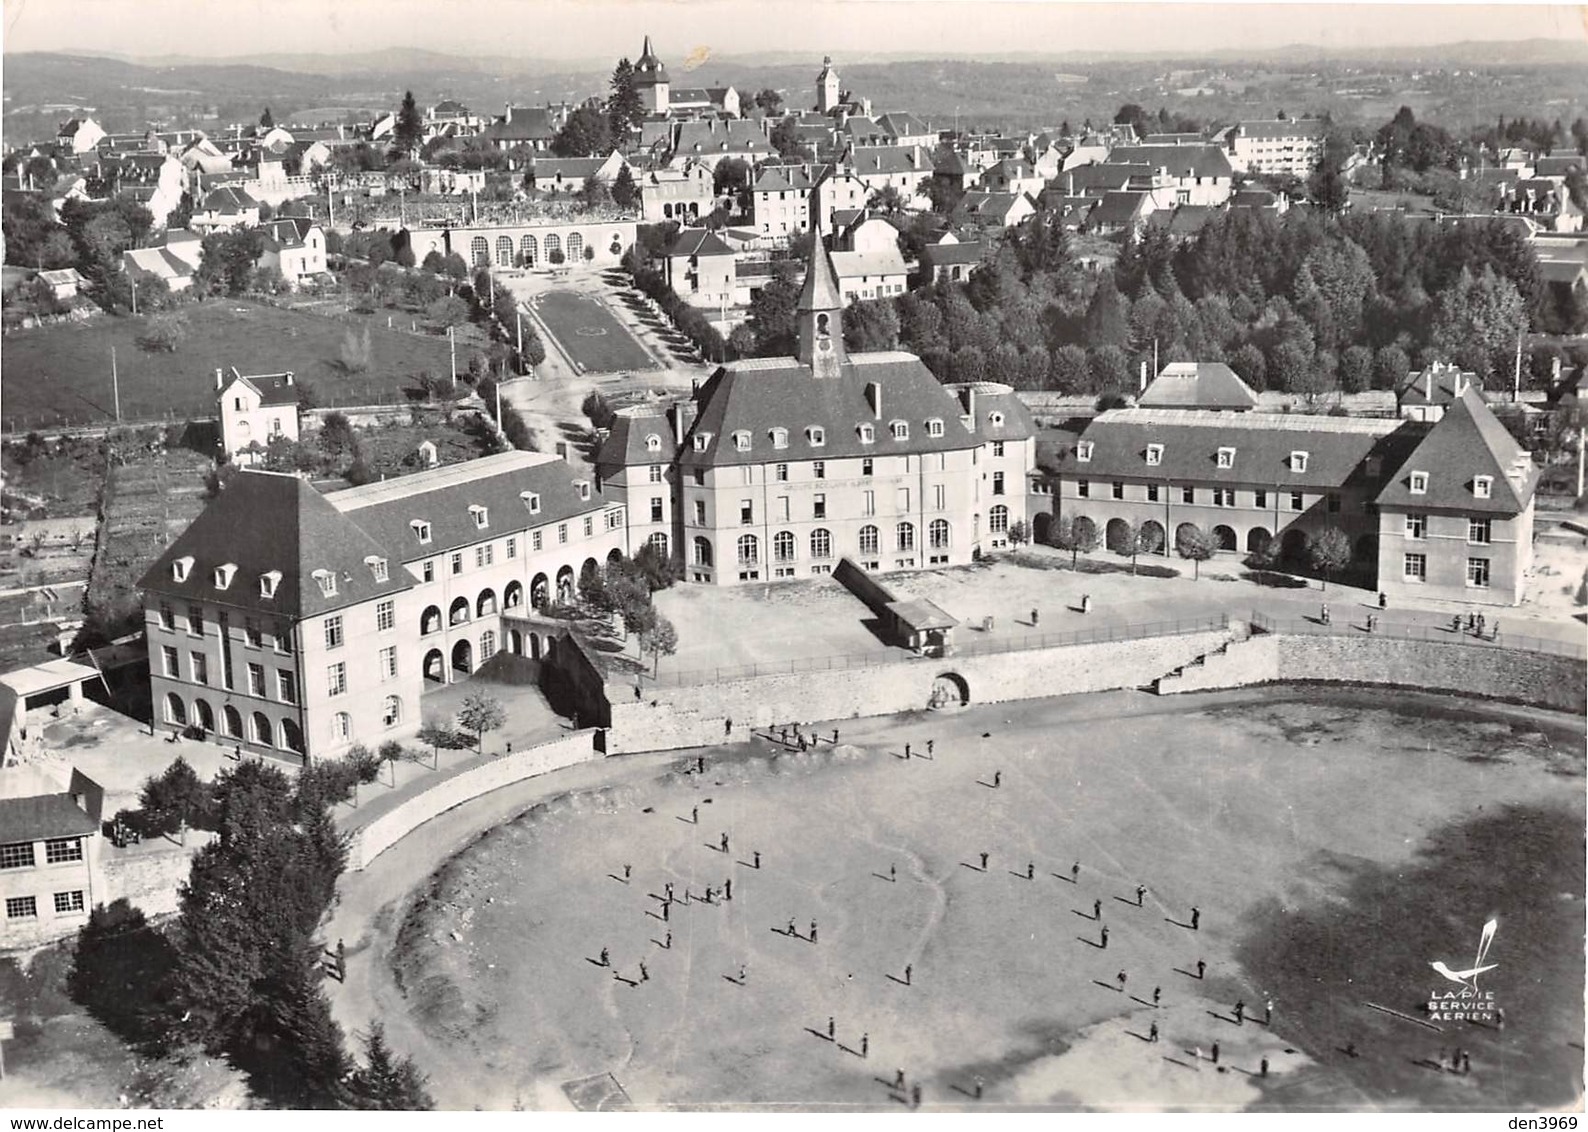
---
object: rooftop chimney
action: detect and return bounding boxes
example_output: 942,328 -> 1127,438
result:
285,371 -> 294,386
866,382 -> 882,419
960,385 -> 976,425
1140,361 -> 1149,394
1425,366 -> 1434,401
214,367 -> 224,391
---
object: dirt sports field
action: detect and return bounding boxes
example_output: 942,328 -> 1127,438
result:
531,290 -> 658,374
392,687 -> 1584,1111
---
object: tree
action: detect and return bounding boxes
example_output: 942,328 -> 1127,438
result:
607,58 -> 645,138
319,411 -> 356,460
753,88 -> 784,114
1374,344 -> 1410,391
416,718 -> 449,768
1113,103 -> 1152,139
581,390 -> 616,430
1008,519 -> 1029,547
140,310 -> 189,353
611,163 -> 639,211
1428,267 -> 1528,381
1339,345 -> 1374,393
457,691 -> 505,753
844,297 -> 899,352
1107,518 -> 1147,573
426,294 -> 469,329
745,264 -> 801,356
260,106 -> 274,129
640,615 -> 679,677
393,91 -> 423,158
1307,526 -> 1352,590
868,184 -> 907,215
67,899 -> 176,1048
349,1023 -> 433,1110
1176,523 -> 1215,579
198,228 -> 264,296
1053,514 -> 1099,566
1082,273 -> 1130,346
713,157 -> 752,198
339,325 -> 373,373
770,117 -> 807,161
137,756 -> 215,840
577,175 -> 611,211
553,106 -> 614,158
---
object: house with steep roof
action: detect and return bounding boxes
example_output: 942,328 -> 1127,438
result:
640,162 -> 715,223
839,145 -> 932,210
139,450 -> 630,761
1084,189 -> 1156,236
663,227 -> 738,311
1375,387 -> 1538,606
257,217 -> 328,289
597,233 -> 1036,585
1396,361 -> 1483,423
952,190 -> 1037,232
877,112 -> 935,148
919,235 -> 987,284
55,117 -> 106,156
484,105 -> 559,153
37,268 -> 88,302
0,764 -> 104,950
977,158 -> 1046,199
120,246 -> 199,292
1139,362 -> 1260,412
667,119 -> 772,169
190,185 -> 260,233
752,164 -> 816,238
1105,144 -> 1234,206
217,367 -> 302,464
527,151 -> 629,195
1227,118 -> 1326,177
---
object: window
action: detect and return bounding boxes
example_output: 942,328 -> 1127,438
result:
648,464 -> 663,483
328,662 -> 347,697
54,890 -> 85,914
171,556 -> 194,582
521,491 -> 541,514
380,646 -> 397,681
333,712 -> 352,742
0,843 -> 34,870
1290,492 -> 1304,511
737,534 -> 759,565
1077,480 -> 1090,499
774,531 -> 796,562
890,420 -> 909,440
863,490 -> 876,516
1212,487 -> 1234,507
992,440 -> 1005,458
375,599 -> 395,633
383,695 -> 402,729
927,419 -> 944,437
811,529 -> 832,559
692,499 -> 706,525
1254,490 -> 1268,509
693,434 -> 710,452
1146,484 -> 1161,503
740,499 -> 754,525
367,556 -> 389,582
778,496 -> 791,521
278,670 -> 298,704
481,630 -> 497,658
776,463 -> 789,482
1290,451 -> 1309,473
1466,557 -> 1491,588
1146,443 -> 1164,466
694,536 -> 714,566
1406,513 -> 1427,539
772,427 -> 789,449
607,509 -> 624,530
733,430 -> 752,452
929,518 -> 950,548
862,457 -> 874,476
813,460 -> 826,479
191,652 -> 208,685
247,662 -> 266,697
810,493 -> 827,520
162,645 -> 179,678
1403,552 -> 1427,582
933,484 -> 946,511
649,497 -> 665,524
896,522 -> 916,551
159,602 -> 175,631
323,615 -> 343,650
214,563 -> 237,590
6,896 -> 37,919
44,837 -> 82,864
1409,471 -> 1428,495
989,505 -> 1009,534
1111,481 -> 1124,500
260,570 -> 282,598
1217,447 -> 1235,469
993,472 -> 1006,496
575,481 -> 592,501
897,486 -> 911,511
531,531 -> 543,552
412,520 -> 432,544
187,605 -> 204,636
422,560 -> 436,583
859,525 -> 879,555
988,411 -> 1005,427
1076,441 -> 1093,462
313,569 -> 337,598
476,544 -> 494,569
1327,493 -> 1341,513
807,426 -> 826,447
1468,517 -> 1492,545
741,466 -> 754,485
858,424 -> 875,444
1180,485 -> 1195,504
558,523 -> 568,545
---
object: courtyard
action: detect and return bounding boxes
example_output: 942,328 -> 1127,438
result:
373,686 -> 1584,1110
529,289 -> 661,375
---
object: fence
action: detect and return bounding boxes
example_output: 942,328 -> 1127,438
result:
1248,610 -> 1585,660
642,614 -> 1231,688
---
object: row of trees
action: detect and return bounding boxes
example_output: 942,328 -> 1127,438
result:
1045,514 -> 1355,586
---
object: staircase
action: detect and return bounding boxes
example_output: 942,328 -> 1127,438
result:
1153,620 -> 1271,695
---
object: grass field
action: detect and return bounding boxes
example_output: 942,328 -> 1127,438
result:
1,301 -> 456,431
392,688 -> 1583,1111
531,290 -> 658,375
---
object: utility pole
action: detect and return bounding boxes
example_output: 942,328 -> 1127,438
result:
111,346 -> 121,423
448,325 -> 457,389
1513,331 -> 1523,401
129,277 -> 137,316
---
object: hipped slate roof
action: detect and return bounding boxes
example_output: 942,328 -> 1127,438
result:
1108,144 -> 1233,179
1375,387 -> 1538,514
0,793 -> 98,841
595,408 -> 676,472
1140,363 -> 1259,411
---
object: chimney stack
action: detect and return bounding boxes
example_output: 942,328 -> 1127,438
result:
1425,366 -> 1433,401
866,381 -> 882,419
960,385 -> 976,424
215,367 -> 224,391
285,371 -> 294,386
1140,361 -> 1149,394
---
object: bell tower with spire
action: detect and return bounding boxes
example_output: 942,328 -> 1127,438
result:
796,230 -> 847,378
816,55 -> 841,114
634,35 -> 671,115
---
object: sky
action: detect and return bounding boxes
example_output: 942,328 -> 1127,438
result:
2,0 -> 1584,61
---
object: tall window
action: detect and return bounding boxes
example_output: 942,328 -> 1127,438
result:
328,662 -> 347,697
774,531 -> 796,562
380,646 -> 397,681
859,525 -> 879,555
188,605 -> 204,635
929,519 -> 950,548
324,615 -> 343,649
1468,517 -> 1491,545
278,670 -> 298,704
1405,513 -> 1426,539
247,662 -> 266,697
191,653 -> 208,685
989,504 -> 1010,533
737,534 -> 759,565
1466,558 -> 1491,588
377,600 -> 395,632
383,696 -> 402,728
811,529 -> 832,559
162,646 -> 179,678
333,712 -> 352,742
896,522 -> 915,551
694,536 -> 713,566
1403,553 -> 1427,582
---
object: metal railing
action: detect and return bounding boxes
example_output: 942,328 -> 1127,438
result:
1248,610 -> 1585,660
643,614 -> 1231,687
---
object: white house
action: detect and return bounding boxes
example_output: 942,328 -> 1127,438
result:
217,368 -> 301,464
257,218 -> 328,288
56,117 -> 106,155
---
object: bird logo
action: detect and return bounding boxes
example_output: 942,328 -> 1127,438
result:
1430,918 -> 1498,989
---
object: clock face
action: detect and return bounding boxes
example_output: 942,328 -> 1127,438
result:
818,340 -> 832,353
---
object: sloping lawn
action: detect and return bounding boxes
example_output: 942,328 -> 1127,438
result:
3,300 -> 457,430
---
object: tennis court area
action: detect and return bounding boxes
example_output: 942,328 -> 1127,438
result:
531,290 -> 658,374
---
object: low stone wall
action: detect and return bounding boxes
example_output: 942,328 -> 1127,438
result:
101,833 -> 214,918
345,730 -> 600,869
1156,633 -> 1586,714
607,629 -> 1234,754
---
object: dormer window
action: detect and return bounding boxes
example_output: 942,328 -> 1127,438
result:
693,432 -> 712,452
927,418 -> 944,437
733,431 -> 752,452
988,411 -> 1005,427
259,570 -> 281,599
365,556 -> 389,583
807,426 -> 826,447
411,519 -> 432,544
1290,451 -> 1309,473
575,480 -> 592,501
521,491 -> 541,514
1076,440 -> 1094,463
645,433 -> 662,452
890,420 -> 909,440
312,569 -> 337,598
171,556 -> 194,583
213,563 -> 237,590
470,505 -> 489,529
1474,475 -> 1492,499
1146,443 -> 1164,466
771,427 -> 789,449
858,424 -> 876,444
1409,471 -> 1428,495
1216,447 -> 1235,469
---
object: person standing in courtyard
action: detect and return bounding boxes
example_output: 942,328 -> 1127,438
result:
623,864 -> 632,881
788,918 -> 797,936
1094,898 -> 1102,919
1153,986 -> 1162,1005
1265,998 -> 1274,1026
724,878 -> 732,901
1136,884 -> 1147,905
1211,1041 -> 1220,1065
890,863 -> 897,882
927,739 -> 935,756
1031,607 -> 1039,626
1190,906 -> 1200,930
1100,926 -> 1109,949
600,947 -> 610,967
810,919 -> 818,943
894,1069 -> 905,1090
993,770 -> 1002,787
861,1033 -> 869,1058
754,851 -> 761,869
1234,1000 -> 1245,1025
1072,861 -> 1081,882
1027,862 -> 1035,880
721,832 -> 730,853
828,1016 -> 836,1039
980,851 -> 990,870
1149,1021 -> 1159,1042
905,963 -> 913,985
1196,959 -> 1206,979
1117,970 -> 1127,988
905,743 -> 911,758
911,1084 -> 922,1109
639,961 -> 649,982
1260,1057 -> 1269,1077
